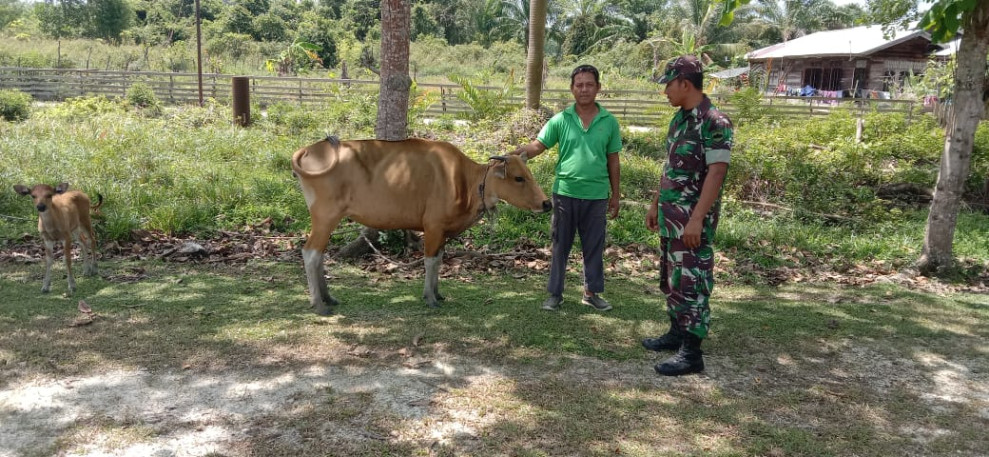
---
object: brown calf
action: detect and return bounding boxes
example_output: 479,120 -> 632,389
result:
13,183 -> 103,295
292,137 -> 551,314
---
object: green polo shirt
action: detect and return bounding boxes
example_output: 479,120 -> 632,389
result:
536,103 -> 622,200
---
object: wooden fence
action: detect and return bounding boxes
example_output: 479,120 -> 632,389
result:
0,67 -> 917,125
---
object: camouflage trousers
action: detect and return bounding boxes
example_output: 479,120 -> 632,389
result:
658,237 -> 715,339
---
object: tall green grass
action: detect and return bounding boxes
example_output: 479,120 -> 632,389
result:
1,96 -> 987,279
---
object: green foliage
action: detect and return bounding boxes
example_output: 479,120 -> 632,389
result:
727,86 -> 767,126
40,95 -> 124,120
252,12 -> 289,42
125,82 -> 161,111
265,38 -> 323,76
447,73 -> 518,120
0,88 -> 31,121
919,0 -> 980,42
85,0 -> 135,42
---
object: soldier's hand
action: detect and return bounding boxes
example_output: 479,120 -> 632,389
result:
682,219 -> 703,249
608,196 -> 620,219
646,204 -> 660,232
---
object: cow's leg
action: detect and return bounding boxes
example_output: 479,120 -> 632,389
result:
77,229 -> 97,276
63,238 -> 76,295
421,229 -> 446,308
41,239 -> 55,293
303,212 -> 342,315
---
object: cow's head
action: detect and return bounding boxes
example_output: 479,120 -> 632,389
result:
14,183 -> 69,213
486,155 -> 551,213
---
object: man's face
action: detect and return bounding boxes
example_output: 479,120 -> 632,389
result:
664,77 -> 688,107
571,72 -> 600,105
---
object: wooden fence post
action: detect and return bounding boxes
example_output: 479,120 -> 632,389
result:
232,76 -> 251,127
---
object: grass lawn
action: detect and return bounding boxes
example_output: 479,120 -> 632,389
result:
1,256 -> 986,456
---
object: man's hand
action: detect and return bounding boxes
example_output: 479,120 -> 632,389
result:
682,218 -> 703,249
608,196 -> 620,219
646,202 -> 660,232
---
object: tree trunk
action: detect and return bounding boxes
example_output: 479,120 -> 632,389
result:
917,4 -> 989,275
341,0 -> 412,259
524,0 -> 547,110
376,0 -> 411,141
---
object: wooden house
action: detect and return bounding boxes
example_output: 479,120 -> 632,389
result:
746,25 -> 952,96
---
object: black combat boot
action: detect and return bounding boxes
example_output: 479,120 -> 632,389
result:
655,333 -> 704,376
641,315 -> 683,352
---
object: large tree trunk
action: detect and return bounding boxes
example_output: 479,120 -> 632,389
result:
524,0 -> 547,110
340,0 -> 412,259
376,0 -> 411,140
917,4 -> 989,275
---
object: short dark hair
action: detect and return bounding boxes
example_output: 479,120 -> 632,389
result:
570,64 -> 600,87
682,72 -> 704,91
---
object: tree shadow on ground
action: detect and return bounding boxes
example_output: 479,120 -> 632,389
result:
0,260 -> 986,456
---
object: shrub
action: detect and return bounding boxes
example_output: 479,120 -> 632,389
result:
125,82 -> 162,117
41,95 -> 123,120
0,89 -> 32,121
126,82 -> 159,108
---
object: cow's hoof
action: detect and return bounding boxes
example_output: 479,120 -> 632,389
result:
325,295 -> 340,306
313,303 -> 333,316
426,301 -> 441,309
313,304 -> 334,316
436,293 -> 446,301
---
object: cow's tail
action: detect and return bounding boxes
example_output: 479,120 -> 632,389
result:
292,136 -> 341,179
91,193 -> 104,215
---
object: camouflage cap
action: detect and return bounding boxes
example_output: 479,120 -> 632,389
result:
655,55 -> 704,84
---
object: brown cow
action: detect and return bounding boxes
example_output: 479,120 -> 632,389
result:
292,136 -> 551,314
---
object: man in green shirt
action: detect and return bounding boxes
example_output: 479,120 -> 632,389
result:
513,64 -> 622,312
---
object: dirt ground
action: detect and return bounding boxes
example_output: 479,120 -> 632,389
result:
2,339 -> 987,456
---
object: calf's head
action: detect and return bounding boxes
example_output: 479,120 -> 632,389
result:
486,155 -> 551,213
14,182 -> 70,213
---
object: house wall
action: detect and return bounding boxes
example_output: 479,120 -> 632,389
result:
748,37 -> 933,96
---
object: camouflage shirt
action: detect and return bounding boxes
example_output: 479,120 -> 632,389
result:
659,95 -> 733,240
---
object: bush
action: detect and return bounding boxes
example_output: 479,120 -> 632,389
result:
41,95 -> 124,120
0,89 -> 32,121
126,82 -> 159,108
125,82 -> 162,117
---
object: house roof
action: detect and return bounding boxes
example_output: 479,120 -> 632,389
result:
746,25 -> 930,60
709,66 -> 749,79
935,38 -> 960,56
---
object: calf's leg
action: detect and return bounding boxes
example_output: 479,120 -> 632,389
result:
41,240 -> 55,293
63,238 -> 76,295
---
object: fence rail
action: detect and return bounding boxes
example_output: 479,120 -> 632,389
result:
0,67 -> 917,125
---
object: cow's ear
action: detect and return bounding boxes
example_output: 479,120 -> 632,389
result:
491,160 -> 507,179
519,151 -> 529,163
14,185 -> 30,196
55,183 -> 70,194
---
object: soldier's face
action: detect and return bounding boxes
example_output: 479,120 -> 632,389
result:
664,77 -> 687,107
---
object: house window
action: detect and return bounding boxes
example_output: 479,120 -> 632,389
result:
802,67 -> 843,91
883,70 -> 909,92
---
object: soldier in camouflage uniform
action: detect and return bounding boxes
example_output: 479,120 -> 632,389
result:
644,55 -> 733,376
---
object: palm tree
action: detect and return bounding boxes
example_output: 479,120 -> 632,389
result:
499,0 -> 530,46
648,0 -> 751,70
556,0 -> 636,56
457,0 -> 506,45
753,0 -> 827,43
524,0 -> 547,109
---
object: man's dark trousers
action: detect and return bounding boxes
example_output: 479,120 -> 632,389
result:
548,193 -> 608,297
